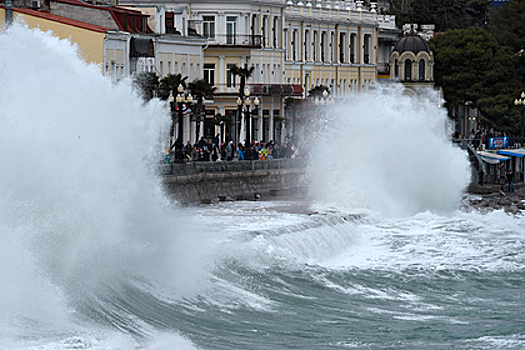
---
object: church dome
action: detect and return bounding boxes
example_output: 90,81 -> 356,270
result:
393,35 -> 431,55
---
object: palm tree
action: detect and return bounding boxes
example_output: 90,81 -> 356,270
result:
188,78 -> 217,142
159,73 -> 188,100
229,64 -> 255,148
230,64 -> 255,98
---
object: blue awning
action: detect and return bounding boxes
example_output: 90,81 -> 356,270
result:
497,149 -> 525,158
478,151 -> 510,164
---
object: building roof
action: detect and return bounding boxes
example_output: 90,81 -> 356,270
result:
52,0 -> 153,33
393,35 -> 431,55
10,7 -> 109,33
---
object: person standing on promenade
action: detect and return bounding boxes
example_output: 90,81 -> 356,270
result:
225,141 -> 233,161
237,143 -> 245,161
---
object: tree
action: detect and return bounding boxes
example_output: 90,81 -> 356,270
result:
188,78 -> 217,142
132,72 -> 159,101
490,0 -> 525,52
389,0 -> 490,32
229,64 -> 255,97
489,0 -> 525,86
158,73 -> 188,100
430,27 -> 522,133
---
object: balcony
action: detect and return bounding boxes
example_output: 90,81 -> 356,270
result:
214,84 -> 304,97
206,34 -> 263,48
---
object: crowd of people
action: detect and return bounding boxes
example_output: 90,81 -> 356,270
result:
165,136 -> 300,163
454,129 -> 517,150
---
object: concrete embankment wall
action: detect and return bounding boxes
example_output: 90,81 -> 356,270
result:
161,159 -> 308,204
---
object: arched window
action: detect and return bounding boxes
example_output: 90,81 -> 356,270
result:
419,59 -> 425,81
394,59 -> 399,79
404,59 -> 412,81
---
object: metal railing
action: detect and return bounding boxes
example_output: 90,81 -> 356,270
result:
213,83 -> 304,97
160,158 -> 308,176
206,34 -> 263,47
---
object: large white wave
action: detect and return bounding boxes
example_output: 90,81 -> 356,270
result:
0,23 -> 211,348
307,86 -> 471,217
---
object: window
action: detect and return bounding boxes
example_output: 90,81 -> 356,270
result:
226,16 -> 237,44
262,16 -> 269,47
160,61 -> 164,76
263,110 -> 270,141
204,63 -> 215,86
339,33 -> 346,63
251,14 -> 257,37
321,32 -> 326,62
304,30 -> 310,61
227,64 -> 236,87
313,31 -> 318,61
168,61 -> 171,74
284,29 -> 289,60
330,32 -> 335,62
419,59 -> 425,80
165,11 -> 175,34
190,63 -> 194,80
405,60 -> 412,81
202,16 -> 215,39
273,17 -> 279,48
292,30 -> 297,61
350,34 -> 356,63
364,34 -> 371,64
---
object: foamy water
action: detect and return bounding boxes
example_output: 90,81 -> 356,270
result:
308,86 -> 471,216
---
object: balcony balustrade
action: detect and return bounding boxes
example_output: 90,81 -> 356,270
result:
206,34 -> 264,48
213,83 -> 304,97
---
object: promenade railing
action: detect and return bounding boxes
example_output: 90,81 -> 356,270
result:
160,158 -> 308,176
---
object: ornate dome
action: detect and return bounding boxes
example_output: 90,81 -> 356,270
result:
393,35 -> 431,55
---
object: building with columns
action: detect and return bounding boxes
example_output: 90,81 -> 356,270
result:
118,0 -> 387,145
3,0 -> 396,145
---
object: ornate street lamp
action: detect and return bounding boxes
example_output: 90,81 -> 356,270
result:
514,91 -> 525,139
236,87 -> 260,160
314,89 -> 332,106
194,97 -> 205,143
174,84 -> 192,163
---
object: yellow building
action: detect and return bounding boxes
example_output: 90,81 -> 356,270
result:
1,6 -> 107,65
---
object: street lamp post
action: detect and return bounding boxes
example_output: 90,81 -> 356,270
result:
168,91 -> 175,147
236,87 -> 260,160
514,91 -> 525,140
194,96 -> 205,143
314,89 -> 332,106
174,84 -> 193,163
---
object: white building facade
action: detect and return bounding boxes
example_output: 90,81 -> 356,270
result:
119,0 -> 391,144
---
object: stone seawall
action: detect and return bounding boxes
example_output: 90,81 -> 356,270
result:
161,159 -> 308,204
